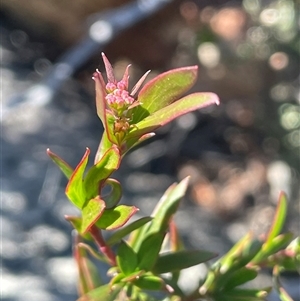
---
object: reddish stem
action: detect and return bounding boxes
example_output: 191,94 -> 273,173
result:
89,225 -> 116,266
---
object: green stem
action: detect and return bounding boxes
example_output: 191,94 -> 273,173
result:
89,225 -> 116,266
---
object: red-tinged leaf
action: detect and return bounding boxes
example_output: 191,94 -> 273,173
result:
77,242 -> 106,262
128,92 -> 219,139
116,241 -> 138,275
96,205 -> 139,230
75,242 -> 102,296
93,70 -> 107,128
65,215 -> 93,241
122,132 -> 156,155
81,197 -> 106,234
47,149 -> 74,179
84,147 -> 121,200
102,52 -> 116,83
153,250 -> 217,274
94,70 -> 117,148
265,192 -> 288,249
132,66 -> 199,123
107,217 -> 152,246
102,178 -> 122,209
66,148 -> 90,209
169,220 -> 185,252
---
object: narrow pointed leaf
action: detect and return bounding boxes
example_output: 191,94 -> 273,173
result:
81,197 -> 106,234
94,70 -> 117,148
224,288 -> 271,299
132,66 -> 199,123
84,146 -> 120,200
129,92 -> 219,139
66,148 -> 90,209
153,250 -> 217,274
107,217 -> 152,246
137,232 -> 166,271
122,132 -> 156,155
215,232 -> 254,271
148,176 -> 190,237
134,275 -> 164,291
117,241 -> 138,275
96,205 -> 139,230
47,149 -> 74,179
132,177 -> 190,252
93,70 -> 107,127
222,268 -> 258,290
252,235 -> 294,265
265,192 -> 288,249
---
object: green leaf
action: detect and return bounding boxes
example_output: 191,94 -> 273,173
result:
153,250 -> 217,274
96,205 -> 139,230
264,233 -> 294,256
66,148 -> 90,209
102,178 -> 122,209
81,197 -> 106,234
265,192 -> 288,249
65,215 -> 93,241
84,147 -> 120,201
134,275 -> 164,291
137,232 -> 166,271
77,284 -> 122,301
47,148 -> 74,179
214,288 -> 271,301
252,232 -> 294,265
222,267 -> 258,291
116,241 -> 138,276
122,132 -> 156,156
132,66 -> 199,124
216,233 -> 262,274
107,217 -> 152,246
128,92 -> 219,139
132,177 -> 190,252
95,131 -> 114,164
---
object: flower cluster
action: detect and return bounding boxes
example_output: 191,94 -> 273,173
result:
100,53 -> 149,119
105,75 -> 135,116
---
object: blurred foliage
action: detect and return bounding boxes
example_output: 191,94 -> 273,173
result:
182,0 -> 299,169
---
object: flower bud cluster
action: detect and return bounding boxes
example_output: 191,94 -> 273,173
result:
105,80 -> 135,116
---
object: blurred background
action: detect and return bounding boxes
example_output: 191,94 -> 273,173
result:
1,0 -> 299,300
